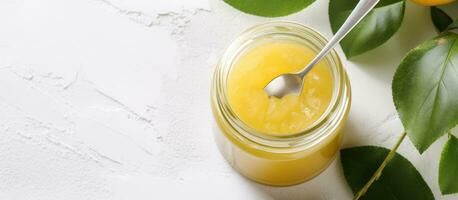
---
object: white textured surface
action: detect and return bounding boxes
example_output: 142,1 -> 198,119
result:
0,0 -> 457,199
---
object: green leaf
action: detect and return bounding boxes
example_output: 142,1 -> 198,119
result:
341,146 -> 435,200
329,0 -> 405,58
439,134 -> 458,194
223,0 -> 315,17
431,7 -> 453,32
393,33 -> 458,153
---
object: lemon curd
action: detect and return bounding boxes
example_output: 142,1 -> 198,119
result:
227,41 -> 333,135
211,22 -> 351,186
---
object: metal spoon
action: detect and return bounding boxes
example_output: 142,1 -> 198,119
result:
264,0 -> 380,98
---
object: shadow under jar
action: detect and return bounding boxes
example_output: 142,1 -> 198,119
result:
211,21 -> 351,186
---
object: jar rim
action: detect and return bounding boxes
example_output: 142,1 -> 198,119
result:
212,21 -> 350,152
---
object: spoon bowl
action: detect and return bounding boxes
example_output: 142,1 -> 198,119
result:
264,73 -> 304,98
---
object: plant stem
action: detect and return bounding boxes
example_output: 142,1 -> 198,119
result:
352,131 -> 407,200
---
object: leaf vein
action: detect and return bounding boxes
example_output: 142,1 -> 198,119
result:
428,38 -> 457,134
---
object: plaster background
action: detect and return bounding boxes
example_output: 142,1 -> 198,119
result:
0,0 -> 457,199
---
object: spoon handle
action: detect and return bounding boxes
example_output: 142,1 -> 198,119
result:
298,0 -> 380,77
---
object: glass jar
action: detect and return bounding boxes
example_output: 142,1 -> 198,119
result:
211,21 -> 351,186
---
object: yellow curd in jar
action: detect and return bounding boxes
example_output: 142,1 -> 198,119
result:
228,41 -> 333,135
211,22 -> 351,186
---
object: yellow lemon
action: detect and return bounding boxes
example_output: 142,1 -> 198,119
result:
410,0 -> 456,6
